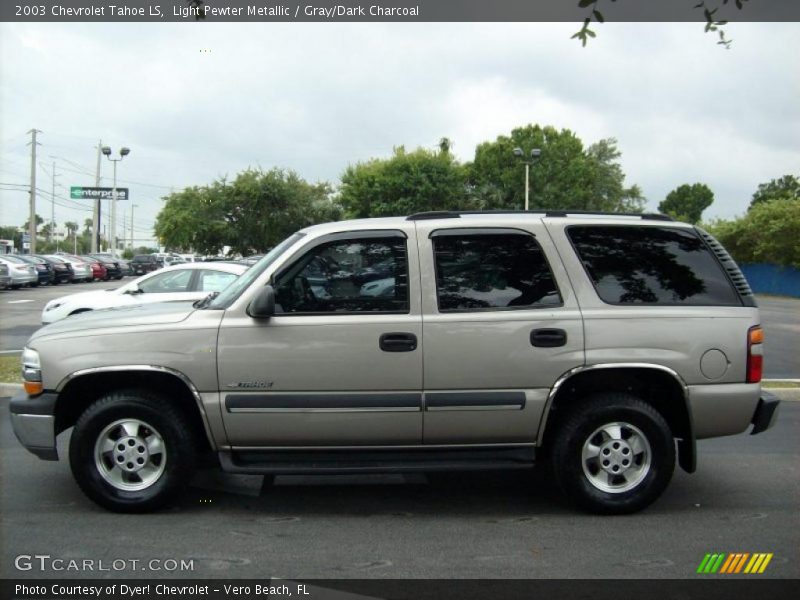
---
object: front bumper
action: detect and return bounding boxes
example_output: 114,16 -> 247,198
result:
751,391 -> 780,435
9,392 -> 59,460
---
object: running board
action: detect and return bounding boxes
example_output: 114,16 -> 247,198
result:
218,447 -> 536,475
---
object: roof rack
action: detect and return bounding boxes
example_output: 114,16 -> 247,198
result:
406,210 -> 674,222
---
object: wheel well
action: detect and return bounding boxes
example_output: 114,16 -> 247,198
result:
541,367 -> 691,455
55,371 -> 213,453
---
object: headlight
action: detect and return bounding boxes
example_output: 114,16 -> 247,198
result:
44,302 -> 63,312
21,347 -> 43,395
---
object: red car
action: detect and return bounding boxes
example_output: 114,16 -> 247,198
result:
81,257 -> 108,281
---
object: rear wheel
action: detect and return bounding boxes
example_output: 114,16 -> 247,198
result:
550,393 -> 675,515
69,390 -> 197,512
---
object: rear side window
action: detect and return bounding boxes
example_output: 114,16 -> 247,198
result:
432,230 -> 561,311
567,225 -> 740,306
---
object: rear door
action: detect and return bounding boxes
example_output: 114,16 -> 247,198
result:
415,218 -> 584,444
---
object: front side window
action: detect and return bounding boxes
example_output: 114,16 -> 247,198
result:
432,231 -> 561,311
274,236 -> 409,314
567,225 -> 740,305
138,269 -> 193,293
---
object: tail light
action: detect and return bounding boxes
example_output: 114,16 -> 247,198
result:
746,325 -> 763,383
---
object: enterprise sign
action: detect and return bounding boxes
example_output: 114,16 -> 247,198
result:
70,187 -> 129,201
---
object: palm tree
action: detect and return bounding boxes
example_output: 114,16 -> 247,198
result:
65,221 -> 79,253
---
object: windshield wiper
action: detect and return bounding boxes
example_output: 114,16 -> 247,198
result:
194,291 -> 220,309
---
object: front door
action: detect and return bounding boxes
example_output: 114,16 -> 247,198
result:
218,228 -> 423,447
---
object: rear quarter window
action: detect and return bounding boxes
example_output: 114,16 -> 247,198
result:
567,225 -> 740,306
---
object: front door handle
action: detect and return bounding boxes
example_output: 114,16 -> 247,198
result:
380,332 -> 418,352
530,328 -> 567,348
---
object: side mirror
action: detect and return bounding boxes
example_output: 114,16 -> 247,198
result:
248,285 -> 275,319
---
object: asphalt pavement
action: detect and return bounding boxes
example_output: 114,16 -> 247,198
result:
1,398 -> 798,579
0,284 -> 798,378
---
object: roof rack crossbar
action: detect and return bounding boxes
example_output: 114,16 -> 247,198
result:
406,210 -> 673,222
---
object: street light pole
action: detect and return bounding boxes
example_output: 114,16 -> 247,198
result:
513,147 -> 541,211
102,146 -> 130,257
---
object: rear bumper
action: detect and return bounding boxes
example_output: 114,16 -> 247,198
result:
750,391 -> 780,435
9,392 -> 59,460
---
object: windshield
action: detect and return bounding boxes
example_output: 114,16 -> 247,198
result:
206,232 -> 305,310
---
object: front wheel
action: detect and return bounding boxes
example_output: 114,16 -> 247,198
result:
550,393 -> 675,515
69,390 -> 197,512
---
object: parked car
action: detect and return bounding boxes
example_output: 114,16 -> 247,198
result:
80,257 -> 108,281
130,254 -> 161,275
17,255 -> 55,286
36,255 -> 74,284
116,258 -> 133,276
87,253 -> 126,279
0,255 -> 38,288
11,211 -> 779,514
47,254 -> 92,283
41,262 -> 247,324
83,254 -> 120,280
0,262 -> 11,290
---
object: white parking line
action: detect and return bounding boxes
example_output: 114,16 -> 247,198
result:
6,299 -> 34,304
0,350 -> 22,355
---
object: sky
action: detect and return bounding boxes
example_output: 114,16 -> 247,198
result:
1,21 -> 798,246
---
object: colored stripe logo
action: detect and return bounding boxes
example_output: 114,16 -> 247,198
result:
697,553 -> 773,574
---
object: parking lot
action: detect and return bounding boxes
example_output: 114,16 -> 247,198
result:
0,399 -> 797,579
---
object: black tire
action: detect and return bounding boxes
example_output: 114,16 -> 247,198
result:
550,393 -> 675,515
69,389 -> 197,512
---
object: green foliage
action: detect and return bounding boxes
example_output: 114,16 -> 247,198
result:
573,0 -> 745,48
467,124 -> 644,212
155,168 -> 340,256
658,183 -> 714,224
706,199 -> 800,268
338,146 -> 469,218
749,174 -> 800,209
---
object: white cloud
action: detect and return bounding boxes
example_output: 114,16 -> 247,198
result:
1,21 -> 798,241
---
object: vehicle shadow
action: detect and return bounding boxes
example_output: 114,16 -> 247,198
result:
180,467 -> 573,517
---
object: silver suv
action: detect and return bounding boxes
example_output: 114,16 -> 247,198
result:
10,211 -> 780,514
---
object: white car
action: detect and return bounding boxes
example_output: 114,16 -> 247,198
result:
359,277 -> 395,297
45,254 -> 92,283
41,262 -> 247,324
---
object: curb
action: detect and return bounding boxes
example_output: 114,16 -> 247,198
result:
0,383 -> 22,397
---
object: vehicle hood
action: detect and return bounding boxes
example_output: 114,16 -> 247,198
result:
30,301 -> 198,341
47,289 -> 119,308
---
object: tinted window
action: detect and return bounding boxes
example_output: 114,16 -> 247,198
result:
568,226 -> 740,305
275,236 -> 409,313
432,231 -> 561,311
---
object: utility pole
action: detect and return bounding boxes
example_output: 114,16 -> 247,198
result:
27,129 -> 41,254
93,140 -> 102,252
49,160 -> 58,244
130,204 -> 138,251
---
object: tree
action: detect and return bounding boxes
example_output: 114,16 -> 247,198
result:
467,124 -> 644,212
155,168 -> 340,256
749,174 -> 800,209
338,146 -> 469,218
22,214 -> 44,234
573,0 -> 748,49
658,183 -> 714,224
706,199 -> 800,268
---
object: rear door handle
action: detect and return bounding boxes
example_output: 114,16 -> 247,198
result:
530,328 -> 567,348
380,332 -> 418,352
